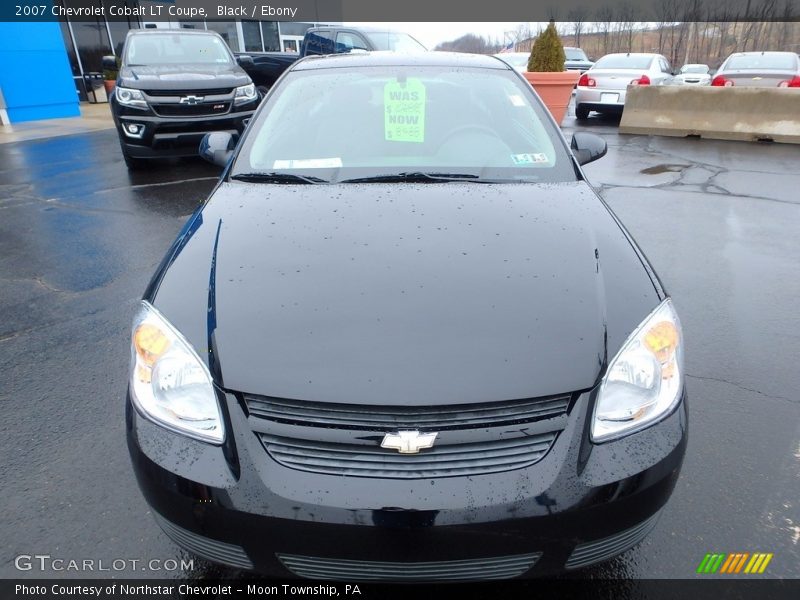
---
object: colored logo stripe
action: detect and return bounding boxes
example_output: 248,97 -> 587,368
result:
697,553 -> 773,574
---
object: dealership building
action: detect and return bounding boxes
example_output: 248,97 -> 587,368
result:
0,0 -> 336,124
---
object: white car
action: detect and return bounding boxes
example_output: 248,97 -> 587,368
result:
494,52 -> 529,73
575,53 -> 675,120
673,64 -> 711,85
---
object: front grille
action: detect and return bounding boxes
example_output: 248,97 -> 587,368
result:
277,552 -> 541,581
565,511 -> 661,569
259,431 -> 557,479
245,393 -> 570,430
154,513 -> 253,570
152,102 -> 230,117
144,87 -> 233,97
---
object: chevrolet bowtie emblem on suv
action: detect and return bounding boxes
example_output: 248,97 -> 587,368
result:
381,430 -> 438,454
179,95 -> 204,105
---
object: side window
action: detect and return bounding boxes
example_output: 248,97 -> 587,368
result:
660,59 -> 671,73
335,32 -> 369,53
304,31 -> 334,56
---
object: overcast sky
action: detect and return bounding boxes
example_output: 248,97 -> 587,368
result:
345,22 -> 549,49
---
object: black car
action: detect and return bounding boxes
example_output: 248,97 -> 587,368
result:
127,52 -> 687,580
107,30 -> 259,169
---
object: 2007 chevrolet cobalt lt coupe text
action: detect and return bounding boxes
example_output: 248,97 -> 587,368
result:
127,52 -> 687,580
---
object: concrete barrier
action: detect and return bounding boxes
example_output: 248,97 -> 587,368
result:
619,86 -> 800,144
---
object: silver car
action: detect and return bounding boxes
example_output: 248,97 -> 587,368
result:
673,64 -> 711,85
575,53 -> 674,120
711,51 -> 800,88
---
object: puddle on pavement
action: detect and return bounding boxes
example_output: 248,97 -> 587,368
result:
640,164 -> 690,175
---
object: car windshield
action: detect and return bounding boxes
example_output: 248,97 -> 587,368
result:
233,65 -> 577,184
125,34 -> 232,66
594,55 -> 654,70
496,53 -> 529,68
681,65 -> 709,74
565,49 -> 588,61
724,54 -> 798,70
364,32 -> 427,52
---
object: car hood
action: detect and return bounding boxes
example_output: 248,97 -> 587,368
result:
150,182 -> 661,405
119,64 -> 250,90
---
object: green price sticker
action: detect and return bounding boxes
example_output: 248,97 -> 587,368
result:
384,78 -> 426,143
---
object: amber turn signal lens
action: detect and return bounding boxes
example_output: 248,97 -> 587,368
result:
644,321 -> 679,378
133,323 -> 171,367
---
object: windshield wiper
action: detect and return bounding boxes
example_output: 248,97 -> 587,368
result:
231,172 -> 328,184
340,172 -> 488,184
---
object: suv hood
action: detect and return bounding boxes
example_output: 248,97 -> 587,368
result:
119,64 -> 251,90
150,182 -> 661,405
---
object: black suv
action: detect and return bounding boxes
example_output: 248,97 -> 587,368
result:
106,30 -> 259,169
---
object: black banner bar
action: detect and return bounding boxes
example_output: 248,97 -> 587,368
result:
2,0 -> 799,22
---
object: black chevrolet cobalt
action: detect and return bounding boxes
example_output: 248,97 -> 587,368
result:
127,52 -> 687,580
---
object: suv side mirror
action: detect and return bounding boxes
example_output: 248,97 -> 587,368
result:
199,132 -> 236,167
237,54 -> 255,68
570,132 -> 607,166
102,55 -> 118,70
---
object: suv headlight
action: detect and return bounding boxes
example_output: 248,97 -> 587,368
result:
592,298 -> 684,442
130,302 -> 224,444
233,83 -> 257,105
115,86 -> 147,109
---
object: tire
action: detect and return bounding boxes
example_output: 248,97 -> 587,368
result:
575,104 -> 590,120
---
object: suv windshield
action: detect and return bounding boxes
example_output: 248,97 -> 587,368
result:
681,65 -> 709,74
125,33 -> 232,66
565,49 -> 588,61
594,55 -> 654,70
233,66 -> 577,184
364,32 -> 427,52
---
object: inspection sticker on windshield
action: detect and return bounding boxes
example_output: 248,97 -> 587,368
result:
512,153 -> 549,165
273,158 -> 342,169
384,78 -> 426,143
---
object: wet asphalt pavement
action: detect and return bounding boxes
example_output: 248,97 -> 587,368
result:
1,109 -> 798,580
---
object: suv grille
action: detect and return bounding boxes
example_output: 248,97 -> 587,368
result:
245,394 -> 570,430
151,102 -> 231,117
143,87 -> 233,97
259,432 -> 558,479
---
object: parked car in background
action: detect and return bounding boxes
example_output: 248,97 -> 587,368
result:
494,51 -> 530,72
106,30 -> 259,169
564,47 -> 594,72
235,26 -> 427,93
673,64 -> 711,85
711,51 -> 800,87
575,53 -> 675,120
127,51 -> 687,580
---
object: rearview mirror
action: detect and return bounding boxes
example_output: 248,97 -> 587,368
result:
102,55 -> 117,71
199,132 -> 236,167
570,132 -> 607,166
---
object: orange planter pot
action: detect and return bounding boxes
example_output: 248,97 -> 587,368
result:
103,80 -> 115,95
523,71 -> 581,125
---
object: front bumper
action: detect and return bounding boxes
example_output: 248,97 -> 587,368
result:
575,87 -> 629,112
112,103 -> 255,159
126,386 -> 687,579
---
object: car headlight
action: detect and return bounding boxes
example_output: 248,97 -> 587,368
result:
592,298 -> 683,442
233,83 -> 257,105
115,86 -> 147,109
130,301 -> 224,444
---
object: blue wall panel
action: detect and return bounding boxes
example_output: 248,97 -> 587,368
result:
0,21 -> 80,123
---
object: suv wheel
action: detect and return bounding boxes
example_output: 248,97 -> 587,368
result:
119,140 -> 147,170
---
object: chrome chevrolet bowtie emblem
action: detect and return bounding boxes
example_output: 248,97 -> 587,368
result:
179,95 -> 204,105
381,430 -> 438,454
